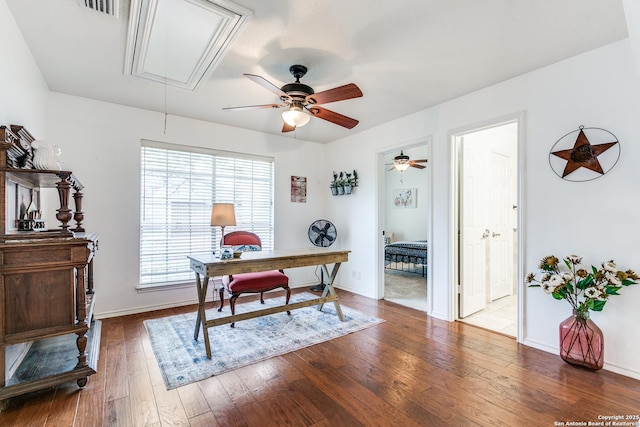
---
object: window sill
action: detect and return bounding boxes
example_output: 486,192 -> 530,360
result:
136,281 -> 195,293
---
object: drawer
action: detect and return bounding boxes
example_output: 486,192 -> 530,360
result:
1,246 -> 73,268
1,242 -> 92,269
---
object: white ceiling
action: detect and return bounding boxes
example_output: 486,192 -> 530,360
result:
6,0 -> 630,143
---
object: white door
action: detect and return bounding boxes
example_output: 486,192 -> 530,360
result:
459,137 -> 490,317
489,150 -> 515,300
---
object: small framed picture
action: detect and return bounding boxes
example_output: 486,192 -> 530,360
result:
17,184 -> 33,219
392,188 -> 416,209
291,176 -> 307,203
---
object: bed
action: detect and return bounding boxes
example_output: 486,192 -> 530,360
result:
384,240 -> 428,276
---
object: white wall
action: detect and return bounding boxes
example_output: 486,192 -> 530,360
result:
4,0 -> 640,379
1,0 -> 326,319
383,145 -> 429,242
326,39 -> 640,379
0,0 -> 48,132
43,92 -> 327,317
0,0 -> 51,379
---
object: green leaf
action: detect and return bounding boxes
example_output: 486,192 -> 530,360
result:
564,259 -> 572,270
565,283 -> 574,293
591,300 -> 606,311
576,276 -> 593,290
622,279 -> 637,286
552,292 -> 564,300
606,286 -> 621,295
528,284 -> 541,288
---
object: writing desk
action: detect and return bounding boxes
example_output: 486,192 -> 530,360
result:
188,248 -> 350,359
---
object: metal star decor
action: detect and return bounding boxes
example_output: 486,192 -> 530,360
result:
549,126 -> 619,180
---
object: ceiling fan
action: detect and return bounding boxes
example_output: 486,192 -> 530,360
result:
388,151 -> 428,172
223,64 -> 363,133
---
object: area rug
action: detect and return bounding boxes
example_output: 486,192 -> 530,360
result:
144,292 -> 384,389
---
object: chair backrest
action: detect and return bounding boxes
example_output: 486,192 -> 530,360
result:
223,231 -> 262,250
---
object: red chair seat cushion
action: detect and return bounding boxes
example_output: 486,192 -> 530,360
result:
223,270 -> 289,293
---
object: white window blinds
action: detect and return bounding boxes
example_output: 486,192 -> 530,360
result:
139,142 -> 274,287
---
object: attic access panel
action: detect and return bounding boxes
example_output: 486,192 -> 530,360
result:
124,0 -> 252,91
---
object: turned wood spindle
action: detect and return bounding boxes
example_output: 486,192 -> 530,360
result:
73,190 -> 85,232
55,176 -> 72,232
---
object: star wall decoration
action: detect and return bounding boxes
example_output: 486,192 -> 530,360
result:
549,126 -> 620,181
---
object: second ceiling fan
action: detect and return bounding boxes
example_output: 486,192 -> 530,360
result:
389,150 -> 428,171
223,64 -> 363,132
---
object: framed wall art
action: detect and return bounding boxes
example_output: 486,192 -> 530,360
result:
392,188 -> 416,209
291,176 -> 307,203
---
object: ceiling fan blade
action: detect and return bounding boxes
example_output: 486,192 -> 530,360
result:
411,159 -> 428,163
410,163 -> 426,169
306,83 -> 363,105
282,122 -> 296,133
308,106 -> 359,129
244,73 -> 288,98
388,166 -> 396,171
223,103 -> 283,111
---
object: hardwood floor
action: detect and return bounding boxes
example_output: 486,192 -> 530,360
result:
2,289 -> 640,426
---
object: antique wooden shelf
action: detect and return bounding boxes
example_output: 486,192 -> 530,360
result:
0,125 -> 100,403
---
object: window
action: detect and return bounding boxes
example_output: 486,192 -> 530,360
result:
139,141 -> 274,288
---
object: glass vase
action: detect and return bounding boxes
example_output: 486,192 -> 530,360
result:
559,309 -> 604,370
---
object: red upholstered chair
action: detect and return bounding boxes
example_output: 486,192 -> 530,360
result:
218,231 -> 290,327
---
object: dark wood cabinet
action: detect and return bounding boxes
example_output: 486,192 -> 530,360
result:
0,125 -> 100,402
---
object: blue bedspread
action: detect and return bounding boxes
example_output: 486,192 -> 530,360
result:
384,240 -> 428,264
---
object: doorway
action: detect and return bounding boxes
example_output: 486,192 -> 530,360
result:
454,119 -> 520,337
380,142 -> 430,312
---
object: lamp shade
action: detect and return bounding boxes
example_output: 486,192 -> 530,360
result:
282,105 -> 311,128
210,203 -> 236,226
393,162 -> 410,172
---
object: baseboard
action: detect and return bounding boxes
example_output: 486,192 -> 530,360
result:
334,283 -> 376,299
429,311 -> 449,321
603,362 -> 640,380
95,281 -> 323,319
522,338 -> 557,355
95,298 -> 200,319
522,338 -> 640,380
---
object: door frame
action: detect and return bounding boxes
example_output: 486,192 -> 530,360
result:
449,112 -> 525,341
376,136 -> 433,315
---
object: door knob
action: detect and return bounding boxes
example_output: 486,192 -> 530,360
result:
492,232 -> 501,237
482,229 -> 490,238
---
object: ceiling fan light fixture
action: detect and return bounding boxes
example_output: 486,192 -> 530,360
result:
282,105 -> 310,128
392,150 -> 411,171
394,162 -> 411,172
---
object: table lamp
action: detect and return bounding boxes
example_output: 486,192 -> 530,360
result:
210,203 -> 236,248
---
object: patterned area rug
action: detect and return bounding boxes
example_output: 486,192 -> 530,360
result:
144,292 -> 384,389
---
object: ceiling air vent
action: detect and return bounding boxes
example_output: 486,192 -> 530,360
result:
79,0 -> 119,18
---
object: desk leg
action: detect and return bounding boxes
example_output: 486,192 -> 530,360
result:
319,262 -> 345,321
193,273 -> 212,358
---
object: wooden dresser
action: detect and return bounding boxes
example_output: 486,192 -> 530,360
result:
0,125 -> 100,402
